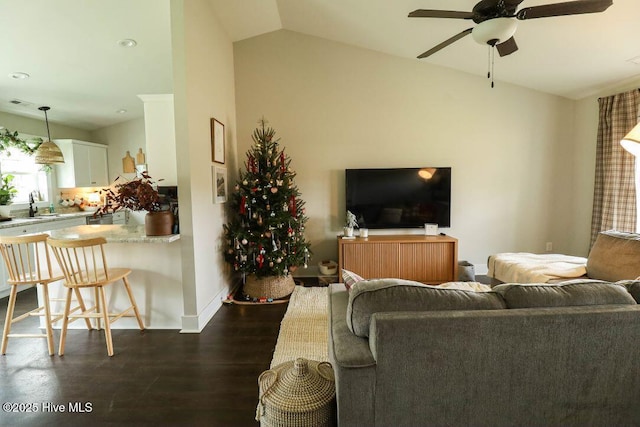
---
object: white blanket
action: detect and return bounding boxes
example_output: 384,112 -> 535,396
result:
438,281 -> 492,292
488,253 -> 587,284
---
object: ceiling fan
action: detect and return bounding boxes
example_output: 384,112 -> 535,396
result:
409,0 -> 613,59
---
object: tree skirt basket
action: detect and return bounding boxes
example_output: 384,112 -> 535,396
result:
256,358 -> 336,427
244,274 -> 296,300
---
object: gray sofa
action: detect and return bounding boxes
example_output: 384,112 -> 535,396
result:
328,278 -> 640,427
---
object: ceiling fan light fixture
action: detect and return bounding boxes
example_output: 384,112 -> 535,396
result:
621,123 -> 640,157
34,106 -> 65,165
471,18 -> 517,46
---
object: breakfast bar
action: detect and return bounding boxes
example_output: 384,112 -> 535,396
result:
41,224 -> 183,330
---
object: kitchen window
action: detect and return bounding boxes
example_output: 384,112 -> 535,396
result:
0,142 -> 50,204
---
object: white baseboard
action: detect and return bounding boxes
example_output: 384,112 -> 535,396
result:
180,285 -> 229,333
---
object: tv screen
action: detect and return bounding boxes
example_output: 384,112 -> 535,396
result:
345,167 -> 451,229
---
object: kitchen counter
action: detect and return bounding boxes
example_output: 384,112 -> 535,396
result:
39,224 -> 184,330
46,224 -> 180,243
0,212 -> 94,230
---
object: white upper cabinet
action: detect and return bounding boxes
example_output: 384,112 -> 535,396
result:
55,139 -> 109,188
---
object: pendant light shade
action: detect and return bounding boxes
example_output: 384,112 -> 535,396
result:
621,122 -> 640,157
34,106 -> 64,164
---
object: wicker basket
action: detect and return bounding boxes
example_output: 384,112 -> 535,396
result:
256,358 -> 336,427
244,274 -> 295,300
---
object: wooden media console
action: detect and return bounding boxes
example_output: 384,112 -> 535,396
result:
337,234 -> 458,284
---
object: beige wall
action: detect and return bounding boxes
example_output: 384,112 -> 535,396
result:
90,117 -> 146,182
171,0 -> 237,331
234,30 -> 581,273
0,111 -> 91,141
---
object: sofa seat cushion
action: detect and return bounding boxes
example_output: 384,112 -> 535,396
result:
346,278 -> 506,337
493,280 -> 637,308
587,231 -> 640,281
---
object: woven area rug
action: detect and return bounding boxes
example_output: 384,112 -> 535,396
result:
270,285 -> 330,368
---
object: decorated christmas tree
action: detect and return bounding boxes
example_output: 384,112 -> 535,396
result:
224,119 -> 311,298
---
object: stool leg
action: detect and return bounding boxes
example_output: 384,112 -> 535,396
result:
99,286 -> 114,356
73,288 -> 93,330
122,276 -> 145,330
94,287 -> 102,330
41,283 -> 55,356
1,285 -> 18,355
58,287 -> 73,356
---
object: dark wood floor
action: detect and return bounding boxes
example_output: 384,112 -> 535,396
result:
0,286 -> 289,427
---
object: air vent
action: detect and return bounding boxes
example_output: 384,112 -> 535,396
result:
8,99 -> 33,107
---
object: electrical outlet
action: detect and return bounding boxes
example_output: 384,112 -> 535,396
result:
545,242 -> 553,252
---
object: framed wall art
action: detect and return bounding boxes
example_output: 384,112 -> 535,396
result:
211,118 -> 225,164
213,166 -> 227,204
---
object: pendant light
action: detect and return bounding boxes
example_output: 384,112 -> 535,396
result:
34,106 -> 65,164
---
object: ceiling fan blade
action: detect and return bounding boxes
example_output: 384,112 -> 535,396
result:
516,0 -> 613,20
417,28 -> 473,59
409,9 -> 474,19
496,36 -> 519,57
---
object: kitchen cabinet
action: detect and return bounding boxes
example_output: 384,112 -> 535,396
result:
55,139 -> 109,188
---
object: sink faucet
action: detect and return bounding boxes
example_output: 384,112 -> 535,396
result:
29,192 -> 38,217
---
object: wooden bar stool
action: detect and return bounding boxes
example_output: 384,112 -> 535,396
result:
47,236 -> 145,356
0,234 -> 89,356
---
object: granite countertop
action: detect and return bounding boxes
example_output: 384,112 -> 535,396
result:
0,212 -> 94,230
46,224 -> 180,244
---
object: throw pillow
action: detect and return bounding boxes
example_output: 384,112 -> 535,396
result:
587,231 -> 640,281
342,269 -> 364,291
346,278 -> 506,337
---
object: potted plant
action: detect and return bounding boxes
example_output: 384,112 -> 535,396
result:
96,172 -> 174,236
0,174 -> 18,217
344,210 -> 358,237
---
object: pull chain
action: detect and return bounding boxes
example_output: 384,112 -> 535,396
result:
487,46 -> 491,80
487,46 -> 496,88
491,46 -> 495,88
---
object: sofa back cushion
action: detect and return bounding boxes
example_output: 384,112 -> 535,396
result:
587,231 -> 640,281
346,278 -> 506,337
622,280 -> 640,303
493,280 -> 636,308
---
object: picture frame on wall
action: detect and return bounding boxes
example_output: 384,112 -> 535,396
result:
213,166 -> 227,204
211,118 -> 225,164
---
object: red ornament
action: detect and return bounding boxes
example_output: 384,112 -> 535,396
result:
289,195 -> 297,216
240,196 -> 247,215
257,245 -> 265,268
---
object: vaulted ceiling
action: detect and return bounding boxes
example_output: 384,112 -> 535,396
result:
2,0 -> 638,131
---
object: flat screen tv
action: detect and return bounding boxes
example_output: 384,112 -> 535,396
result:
345,167 -> 451,229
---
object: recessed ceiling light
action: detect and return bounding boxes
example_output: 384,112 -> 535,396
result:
117,39 -> 137,48
9,72 -> 30,80
116,109 -> 127,114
